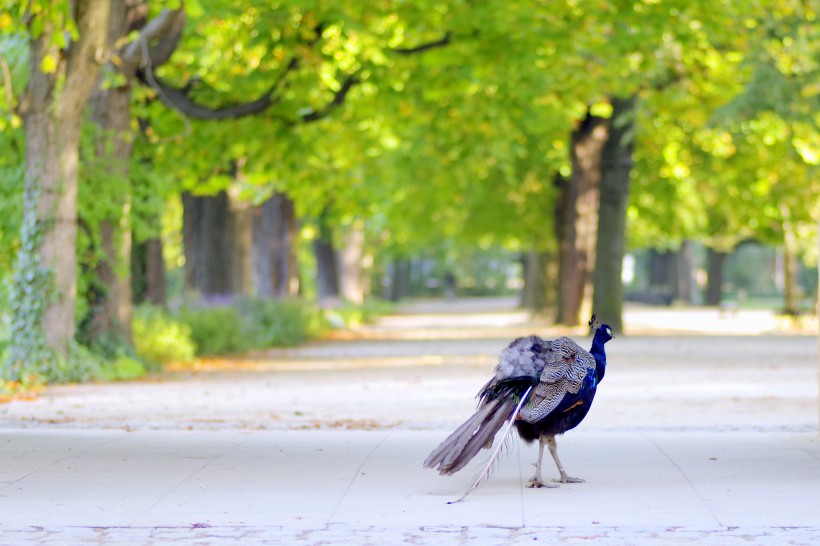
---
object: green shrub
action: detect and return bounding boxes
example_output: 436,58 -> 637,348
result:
359,298 -> 394,323
132,305 -> 196,366
97,355 -> 146,382
270,298 -> 326,345
3,296 -> 341,381
236,297 -> 327,348
325,298 -> 394,329
44,342 -> 105,384
2,336 -> 152,385
177,297 -> 328,356
178,305 -> 247,356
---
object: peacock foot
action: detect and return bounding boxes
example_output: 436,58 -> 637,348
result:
553,476 -> 585,484
526,477 -> 559,488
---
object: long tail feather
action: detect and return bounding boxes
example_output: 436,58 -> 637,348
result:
442,398 -> 513,474
423,398 -> 501,471
449,385 -> 533,503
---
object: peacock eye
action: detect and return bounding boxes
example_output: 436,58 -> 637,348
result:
606,327 -> 612,336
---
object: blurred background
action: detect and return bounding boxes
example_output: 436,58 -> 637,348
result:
0,0 -> 817,386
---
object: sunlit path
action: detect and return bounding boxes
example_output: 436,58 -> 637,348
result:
0,298 -> 816,432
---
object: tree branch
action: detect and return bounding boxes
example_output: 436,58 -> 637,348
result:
132,19 -> 446,123
288,32 -> 453,123
142,76 -> 279,120
138,58 -> 298,120
300,73 -> 360,123
390,33 -> 451,55
120,8 -> 186,75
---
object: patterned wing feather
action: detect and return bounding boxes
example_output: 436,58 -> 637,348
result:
518,336 -> 595,423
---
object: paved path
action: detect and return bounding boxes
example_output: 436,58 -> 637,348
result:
0,299 -> 818,544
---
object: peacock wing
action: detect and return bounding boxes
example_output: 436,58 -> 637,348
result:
518,336 -> 595,423
478,335 -> 553,398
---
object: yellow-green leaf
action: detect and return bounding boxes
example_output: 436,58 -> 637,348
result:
0,12 -> 12,31
40,54 -> 58,74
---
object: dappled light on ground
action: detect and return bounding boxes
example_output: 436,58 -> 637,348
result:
0,297 -> 816,434
624,305 -> 818,336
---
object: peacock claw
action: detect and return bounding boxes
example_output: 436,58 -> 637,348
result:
527,478 -> 559,489
553,476 -> 585,484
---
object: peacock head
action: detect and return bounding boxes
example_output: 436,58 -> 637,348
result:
589,314 -> 613,343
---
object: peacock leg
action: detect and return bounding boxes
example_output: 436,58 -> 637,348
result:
547,436 -> 584,483
526,435 -> 559,488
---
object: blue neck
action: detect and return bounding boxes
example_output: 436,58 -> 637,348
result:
590,332 -> 608,382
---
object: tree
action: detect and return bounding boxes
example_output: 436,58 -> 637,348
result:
81,4 -> 184,343
138,1 -> 452,305
628,0 -> 818,311
6,0 -> 110,377
592,96 -> 637,333
253,192 -> 299,299
556,113 -> 608,326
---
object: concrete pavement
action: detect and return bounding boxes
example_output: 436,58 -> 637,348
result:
0,299 -> 818,544
1,428 -> 819,544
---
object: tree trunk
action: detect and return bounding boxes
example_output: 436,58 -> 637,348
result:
782,211 -> 799,315
228,187 -> 253,297
83,219 -> 134,343
7,0 -> 110,371
132,237 -> 167,306
592,96 -> 637,333
182,192 -> 235,299
705,248 -> 727,306
386,258 -> 410,302
521,250 -> 557,315
556,112 -> 608,326
520,252 -> 538,310
782,245 -> 798,315
648,249 -> 677,305
252,192 -> 300,299
676,239 -> 698,305
83,0 -> 141,343
339,223 -> 365,304
313,210 -> 340,306
182,192 -> 199,298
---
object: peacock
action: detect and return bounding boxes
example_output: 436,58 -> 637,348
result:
424,315 -> 613,501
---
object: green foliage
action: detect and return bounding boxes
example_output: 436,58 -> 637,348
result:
178,297 -> 328,356
133,0 -> 817,271
95,355 -> 147,382
0,157 -> 23,272
18,340 -> 144,384
53,335 -> 153,383
1,0 -> 816,386
75,121 -> 133,328
326,298 -> 394,328
235,297 -> 327,348
131,305 -> 196,367
0,39 -> 26,307
3,186 -> 56,383
3,288 -> 159,384
45,342 -> 105,384
177,305 -> 244,356
628,0 -> 818,260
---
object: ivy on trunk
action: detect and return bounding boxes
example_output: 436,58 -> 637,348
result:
6,0 -> 110,379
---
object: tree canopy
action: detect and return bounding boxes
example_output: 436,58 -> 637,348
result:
0,0 -> 817,381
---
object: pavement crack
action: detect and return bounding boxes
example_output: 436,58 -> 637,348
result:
325,430 -> 392,526
644,433 -> 724,527
0,432 -> 126,494
774,434 -> 820,461
128,435 -> 251,527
